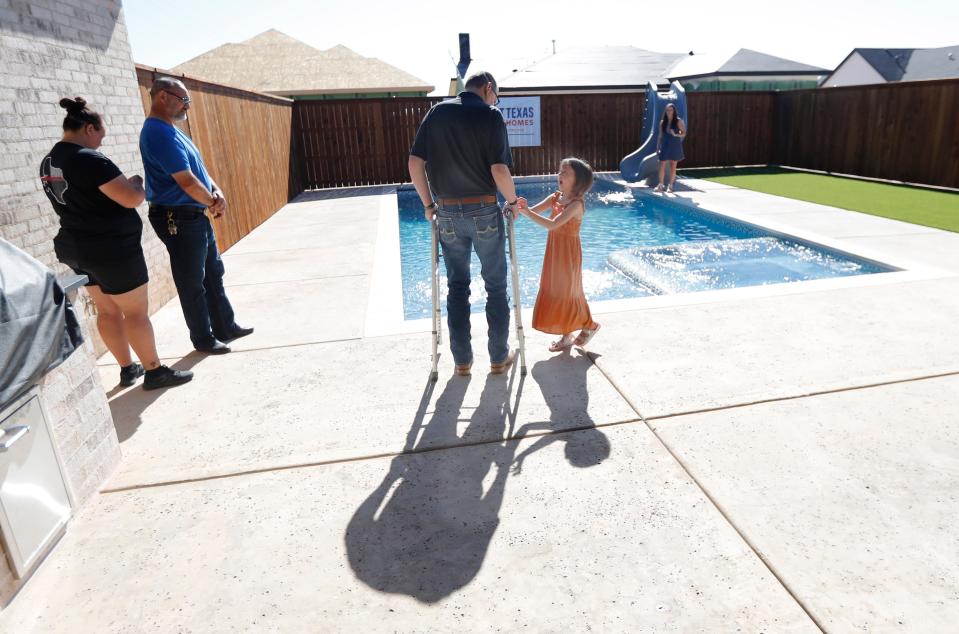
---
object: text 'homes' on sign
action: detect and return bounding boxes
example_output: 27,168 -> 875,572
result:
498,97 -> 541,147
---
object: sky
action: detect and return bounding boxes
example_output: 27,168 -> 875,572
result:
123,0 -> 959,95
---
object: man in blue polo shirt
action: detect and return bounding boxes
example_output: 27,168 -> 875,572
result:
140,77 -> 252,354
409,71 -> 521,376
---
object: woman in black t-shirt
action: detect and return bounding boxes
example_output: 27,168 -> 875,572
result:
40,97 -> 191,390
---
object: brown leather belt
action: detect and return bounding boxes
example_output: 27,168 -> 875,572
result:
438,195 -> 497,206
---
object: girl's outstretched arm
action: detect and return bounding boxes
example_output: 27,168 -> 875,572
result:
520,199 -> 584,231
528,192 -> 557,213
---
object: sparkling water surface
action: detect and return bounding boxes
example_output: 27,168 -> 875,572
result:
397,180 -> 891,320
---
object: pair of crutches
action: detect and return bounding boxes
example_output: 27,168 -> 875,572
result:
429,206 -> 527,381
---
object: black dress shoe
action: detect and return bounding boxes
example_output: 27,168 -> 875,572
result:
219,325 -> 254,343
195,340 -> 231,354
143,365 -> 194,390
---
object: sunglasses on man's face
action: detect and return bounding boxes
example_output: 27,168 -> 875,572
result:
163,89 -> 192,105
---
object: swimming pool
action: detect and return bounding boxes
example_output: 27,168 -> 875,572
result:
397,179 -> 894,320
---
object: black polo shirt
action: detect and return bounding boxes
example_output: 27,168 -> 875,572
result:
409,92 -> 513,198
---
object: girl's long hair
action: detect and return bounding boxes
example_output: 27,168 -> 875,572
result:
561,157 -> 594,198
660,104 -> 680,134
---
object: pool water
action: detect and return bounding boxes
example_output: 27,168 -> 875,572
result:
397,180 -> 892,320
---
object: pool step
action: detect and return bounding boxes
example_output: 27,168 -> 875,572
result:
606,237 -> 865,295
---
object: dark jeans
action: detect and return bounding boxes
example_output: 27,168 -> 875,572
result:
435,202 -> 510,366
149,209 -> 237,348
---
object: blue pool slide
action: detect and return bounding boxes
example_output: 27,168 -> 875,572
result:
619,80 -> 687,184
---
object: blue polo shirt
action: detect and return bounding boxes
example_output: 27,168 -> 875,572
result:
139,117 -> 212,207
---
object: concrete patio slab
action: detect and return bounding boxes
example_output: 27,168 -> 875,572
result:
672,182 -> 845,216
846,231 -> 959,273
139,275 -> 369,359
0,424 -> 816,633
225,194 -> 382,256
99,334 -> 637,489
18,178 -> 955,630
728,209 -> 942,238
653,374 -> 959,632
222,248 -> 369,286
590,276 -> 959,418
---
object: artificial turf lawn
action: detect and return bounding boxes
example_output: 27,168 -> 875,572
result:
684,167 -> 959,234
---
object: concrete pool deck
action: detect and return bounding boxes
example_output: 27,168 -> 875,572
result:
2,178 -> 958,632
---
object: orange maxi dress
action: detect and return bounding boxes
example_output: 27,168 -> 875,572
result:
531,194 -> 594,335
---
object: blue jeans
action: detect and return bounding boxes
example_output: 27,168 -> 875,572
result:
435,202 -> 510,366
149,210 -> 237,348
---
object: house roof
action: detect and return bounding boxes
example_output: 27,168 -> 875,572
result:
850,46 -> 959,82
718,49 -> 828,74
172,29 -> 433,95
668,48 -> 827,80
497,46 -> 686,91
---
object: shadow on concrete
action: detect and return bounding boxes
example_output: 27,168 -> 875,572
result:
345,350 -> 609,603
344,363 -> 523,603
510,351 -> 611,474
107,352 -> 205,443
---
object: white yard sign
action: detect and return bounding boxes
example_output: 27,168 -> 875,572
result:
498,97 -> 541,147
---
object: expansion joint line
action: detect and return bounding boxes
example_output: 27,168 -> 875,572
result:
580,359 -> 959,632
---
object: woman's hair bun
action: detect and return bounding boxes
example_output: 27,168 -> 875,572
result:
59,96 -> 87,113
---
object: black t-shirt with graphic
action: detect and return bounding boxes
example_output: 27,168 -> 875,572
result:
39,141 -> 142,262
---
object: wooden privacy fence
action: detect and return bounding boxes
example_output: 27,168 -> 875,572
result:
293,79 -> 959,190
293,92 -> 781,189
135,65 -> 301,251
775,78 -> 959,188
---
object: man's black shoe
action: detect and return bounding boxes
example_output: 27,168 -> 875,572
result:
143,365 -> 194,391
119,362 -> 145,387
195,340 -> 231,354
220,325 -> 254,343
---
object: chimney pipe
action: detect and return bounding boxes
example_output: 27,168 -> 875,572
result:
457,33 -> 471,78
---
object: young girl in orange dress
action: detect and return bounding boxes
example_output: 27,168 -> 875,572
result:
517,157 -> 601,352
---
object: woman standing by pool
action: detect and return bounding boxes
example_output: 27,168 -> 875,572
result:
655,103 -> 686,193
39,97 -> 192,390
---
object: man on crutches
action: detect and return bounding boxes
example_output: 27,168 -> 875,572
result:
409,71 -> 522,378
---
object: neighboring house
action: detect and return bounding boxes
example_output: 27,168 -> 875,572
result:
172,29 -> 433,99
821,45 -> 959,87
495,45 -> 686,95
453,35 -> 826,95
667,48 -> 828,91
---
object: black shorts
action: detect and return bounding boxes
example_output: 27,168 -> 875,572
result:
63,251 -> 149,295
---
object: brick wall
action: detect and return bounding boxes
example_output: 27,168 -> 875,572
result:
0,0 -> 164,603
0,0 -> 176,341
